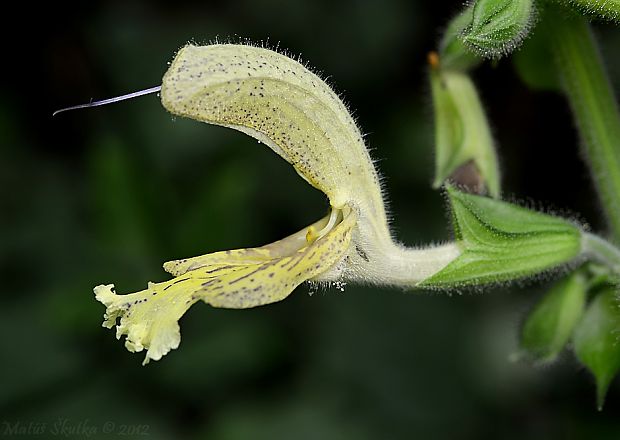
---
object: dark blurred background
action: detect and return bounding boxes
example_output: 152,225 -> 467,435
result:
2,1 -> 620,439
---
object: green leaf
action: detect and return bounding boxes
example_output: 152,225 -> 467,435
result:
429,69 -> 500,197
520,271 -> 588,362
421,187 -> 582,286
462,0 -> 536,58
438,7 -> 482,71
512,12 -> 561,92
574,287 -> 620,410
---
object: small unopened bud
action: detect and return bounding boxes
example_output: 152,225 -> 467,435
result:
520,271 -> 588,363
573,288 -> 620,410
462,0 -> 536,58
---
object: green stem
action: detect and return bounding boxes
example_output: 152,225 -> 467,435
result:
582,233 -> 620,276
548,11 -> 620,243
557,0 -> 620,23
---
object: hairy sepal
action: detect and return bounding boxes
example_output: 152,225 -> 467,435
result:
421,187 -> 582,287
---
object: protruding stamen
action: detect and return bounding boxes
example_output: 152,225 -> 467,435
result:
53,85 -> 162,116
317,208 -> 340,239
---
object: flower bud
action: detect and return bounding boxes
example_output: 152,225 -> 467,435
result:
574,287 -> 620,410
462,0 -> 536,58
520,271 -> 587,362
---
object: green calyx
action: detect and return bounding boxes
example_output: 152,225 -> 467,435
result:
421,187 -> 582,286
429,68 -> 500,197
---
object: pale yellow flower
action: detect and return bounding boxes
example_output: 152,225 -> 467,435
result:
95,44 -> 460,364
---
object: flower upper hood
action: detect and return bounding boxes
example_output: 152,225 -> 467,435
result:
160,44 -> 384,213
